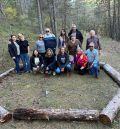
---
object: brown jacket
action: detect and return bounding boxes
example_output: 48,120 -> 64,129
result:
67,39 -> 81,56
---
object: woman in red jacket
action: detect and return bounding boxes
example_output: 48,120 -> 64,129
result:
75,49 -> 88,75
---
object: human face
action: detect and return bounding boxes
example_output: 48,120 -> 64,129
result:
47,50 -> 52,56
72,26 -> 76,32
34,50 -> 39,56
90,30 -> 95,37
61,48 -> 65,54
89,46 -> 94,51
71,36 -> 76,42
12,36 -> 16,42
61,30 -> 65,35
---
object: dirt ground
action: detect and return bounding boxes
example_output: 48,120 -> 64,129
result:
0,37 -> 120,129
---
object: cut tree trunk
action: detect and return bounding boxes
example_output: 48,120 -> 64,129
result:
99,89 -> 120,125
103,64 -> 120,86
0,68 -> 14,79
0,106 -> 12,123
13,108 -> 99,121
99,62 -> 106,68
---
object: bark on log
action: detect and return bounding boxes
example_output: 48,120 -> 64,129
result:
13,108 -> 99,121
0,106 -> 12,123
103,64 -> 120,86
99,89 -> 120,125
99,62 -> 106,68
0,68 -> 14,79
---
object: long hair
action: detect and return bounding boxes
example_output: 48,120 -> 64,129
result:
45,48 -> 54,57
58,47 -> 67,55
60,29 -> 67,37
10,35 -> 16,43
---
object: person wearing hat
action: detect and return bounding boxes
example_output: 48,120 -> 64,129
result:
44,28 -> 57,54
85,42 -> 99,78
75,48 -> 88,75
56,47 -> 71,74
86,30 -> 102,55
68,24 -> 83,45
35,34 -> 45,59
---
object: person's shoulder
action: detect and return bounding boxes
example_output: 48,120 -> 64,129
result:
94,49 -> 98,54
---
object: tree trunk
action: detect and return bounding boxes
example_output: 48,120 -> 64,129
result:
13,108 -> 99,121
103,64 -> 120,86
0,106 -> 12,123
99,89 -> 120,125
36,0 -> 43,33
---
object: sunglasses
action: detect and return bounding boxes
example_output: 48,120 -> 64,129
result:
46,31 -> 50,33
89,46 -> 94,47
39,37 -> 43,38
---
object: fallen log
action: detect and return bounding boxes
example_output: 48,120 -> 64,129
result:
99,89 -> 120,125
13,108 -> 99,121
103,64 -> 120,86
0,68 -> 14,79
0,106 -> 12,123
99,62 -> 106,68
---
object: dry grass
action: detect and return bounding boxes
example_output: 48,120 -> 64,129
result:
0,36 -> 120,129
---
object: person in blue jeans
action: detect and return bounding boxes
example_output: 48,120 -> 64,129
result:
18,33 -> 31,73
8,35 -> 21,74
85,42 -> 99,78
56,47 -> 72,74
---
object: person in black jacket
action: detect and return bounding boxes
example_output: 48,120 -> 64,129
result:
30,50 -> 44,73
8,35 -> 20,74
44,48 -> 56,75
68,24 -> 83,45
56,47 -> 71,74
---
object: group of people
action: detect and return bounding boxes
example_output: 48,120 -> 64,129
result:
8,24 -> 102,78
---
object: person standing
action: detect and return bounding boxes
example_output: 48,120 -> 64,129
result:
44,28 -> 57,54
58,29 -> 69,48
85,42 -> 99,78
18,34 -> 31,73
86,30 -> 102,55
68,24 -> 83,45
8,35 -> 20,74
66,35 -> 82,62
35,34 -> 45,59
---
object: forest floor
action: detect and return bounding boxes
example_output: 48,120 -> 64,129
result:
0,37 -> 120,129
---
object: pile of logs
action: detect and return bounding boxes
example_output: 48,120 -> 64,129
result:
0,63 -> 120,125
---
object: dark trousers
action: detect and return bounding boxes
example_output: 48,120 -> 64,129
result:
77,65 -> 86,75
13,55 -> 20,73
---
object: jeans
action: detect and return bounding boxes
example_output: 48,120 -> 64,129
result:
89,62 -> 99,77
20,53 -> 30,72
56,64 -> 72,74
13,55 -> 20,73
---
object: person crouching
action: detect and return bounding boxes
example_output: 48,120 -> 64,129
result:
75,48 -> 88,75
44,48 -> 56,75
56,47 -> 72,74
30,50 -> 44,74
85,42 -> 99,78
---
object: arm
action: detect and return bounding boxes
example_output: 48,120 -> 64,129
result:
8,44 -> 14,58
30,57 -> 36,68
48,56 -> 56,68
92,50 -> 99,65
86,39 -> 89,50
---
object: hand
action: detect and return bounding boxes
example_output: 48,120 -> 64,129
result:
41,64 -> 44,68
90,64 -> 93,68
12,57 -> 16,60
37,66 -> 39,69
61,68 -> 64,72
80,66 -> 84,70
